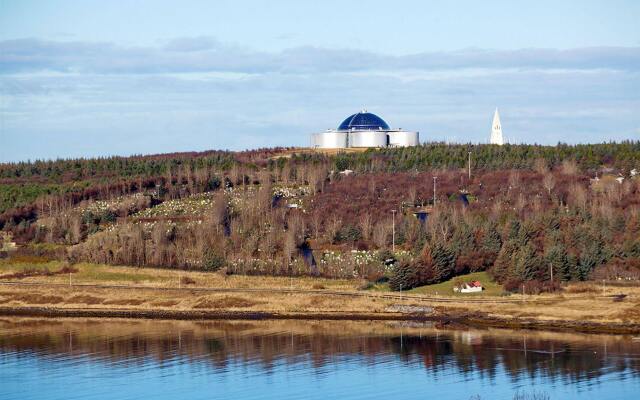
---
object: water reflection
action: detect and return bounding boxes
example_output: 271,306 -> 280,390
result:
1,318 -> 639,400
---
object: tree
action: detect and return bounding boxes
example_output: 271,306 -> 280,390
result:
389,245 -> 437,291
506,220 -> 521,242
491,240 -> 518,283
450,223 -> 474,256
513,244 -> 538,281
545,244 -> 569,281
578,244 -> 600,280
431,242 -> 456,283
481,222 -> 502,254
543,173 -> 556,196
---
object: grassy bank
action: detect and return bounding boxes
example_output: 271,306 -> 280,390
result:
1,260 -> 640,333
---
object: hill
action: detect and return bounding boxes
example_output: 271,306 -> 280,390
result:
1,142 -> 639,291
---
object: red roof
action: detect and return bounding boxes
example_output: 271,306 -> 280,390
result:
468,281 -> 482,287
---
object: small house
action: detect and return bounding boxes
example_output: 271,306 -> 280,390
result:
453,280 -> 483,293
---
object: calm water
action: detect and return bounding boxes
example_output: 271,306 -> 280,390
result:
1,318 -> 639,400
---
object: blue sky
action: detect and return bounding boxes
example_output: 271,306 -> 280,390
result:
1,0 -> 639,161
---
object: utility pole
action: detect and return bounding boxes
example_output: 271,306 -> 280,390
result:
432,176 -> 437,206
391,209 -> 397,252
468,151 -> 472,180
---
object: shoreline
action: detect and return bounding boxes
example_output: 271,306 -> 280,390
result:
2,306 -> 640,335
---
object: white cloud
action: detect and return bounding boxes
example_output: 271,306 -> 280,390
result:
0,37 -> 638,161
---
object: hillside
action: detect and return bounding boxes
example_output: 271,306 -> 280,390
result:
1,142 -> 639,292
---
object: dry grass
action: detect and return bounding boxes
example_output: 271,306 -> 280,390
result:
1,261 -> 640,326
0,284 -> 395,314
7,262 -> 356,291
150,299 -> 179,307
5,292 -> 65,304
66,294 -> 104,305
102,298 -> 147,306
193,296 -> 261,309
1,280 -> 639,324
563,283 -> 600,294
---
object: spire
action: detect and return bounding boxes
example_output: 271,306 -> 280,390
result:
490,108 -> 504,145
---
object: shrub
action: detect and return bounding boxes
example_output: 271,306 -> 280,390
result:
503,278 -> 524,293
504,278 -> 561,294
335,225 -> 362,243
180,276 -> 196,285
357,280 -> 374,290
202,249 -> 226,272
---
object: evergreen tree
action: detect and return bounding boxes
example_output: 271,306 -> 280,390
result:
388,260 -> 417,291
491,240 -> 518,283
623,238 -> 640,258
545,244 -> 569,281
450,223 -> 474,256
517,221 -> 536,246
578,244 -> 599,280
506,220 -> 521,242
481,222 -> 502,254
431,242 -> 456,283
567,253 -> 579,281
513,244 -> 538,281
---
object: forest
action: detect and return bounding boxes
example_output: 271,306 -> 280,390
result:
1,141 -> 639,293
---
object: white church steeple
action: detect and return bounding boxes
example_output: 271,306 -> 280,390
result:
490,108 -> 504,145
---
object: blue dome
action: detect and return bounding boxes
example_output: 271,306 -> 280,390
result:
338,111 -> 390,130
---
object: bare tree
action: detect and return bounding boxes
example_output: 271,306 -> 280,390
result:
372,220 -> 390,248
533,158 -> 548,174
311,211 -> 321,240
543,173 -> 556,196
408,185 -> 417,206
325,216 -> 342,243
359,213 -> 373,241
568,183 -> 587,209
560,159 -> 579,175
368,176 -> 377,197
508,171 -> 521,190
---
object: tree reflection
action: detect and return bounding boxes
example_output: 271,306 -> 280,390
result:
0,319 -> 638,385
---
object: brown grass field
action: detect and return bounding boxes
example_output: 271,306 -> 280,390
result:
1,260 -> 640,333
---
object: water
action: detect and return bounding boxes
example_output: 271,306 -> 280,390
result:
1,318 -> 639,400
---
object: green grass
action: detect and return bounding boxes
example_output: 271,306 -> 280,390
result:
0,260 -> 63,274
366,271 -> 505,297
408,271 -> 504,296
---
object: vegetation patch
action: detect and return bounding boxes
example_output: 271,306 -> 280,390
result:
0,265 -> 77,280
66,294 -> 104,305
409,272 -> 504,296
151,300 -> 180,307
102,298 -> 147,306
9,293 -> 65,304
192,296 -> 261,309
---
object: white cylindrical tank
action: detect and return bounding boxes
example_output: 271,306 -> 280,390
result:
387,131 -> 419,147
311,131 -> 348,148
348,130 -> 388,148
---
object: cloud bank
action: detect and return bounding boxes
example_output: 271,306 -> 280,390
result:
2,38 -> 639,74
0,38 -> 638,162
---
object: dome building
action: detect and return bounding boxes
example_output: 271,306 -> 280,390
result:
311,111 -> 419,149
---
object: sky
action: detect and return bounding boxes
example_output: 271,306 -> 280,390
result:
1,0 -> 639,162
